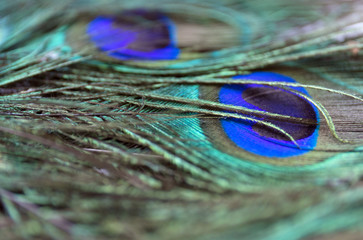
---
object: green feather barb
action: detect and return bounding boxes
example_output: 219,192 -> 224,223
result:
0,0 -> 363,239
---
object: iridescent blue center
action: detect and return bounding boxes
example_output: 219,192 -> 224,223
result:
219,72 -> 319,158
87,10 -> 179,60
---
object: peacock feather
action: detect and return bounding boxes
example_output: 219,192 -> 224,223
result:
0,0 -> 363,239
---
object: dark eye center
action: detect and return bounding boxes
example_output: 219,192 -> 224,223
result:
242,86 -> 318,141
112,11 -> 172,51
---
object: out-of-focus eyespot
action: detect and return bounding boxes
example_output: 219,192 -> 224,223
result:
86,10 -> 180,60
67,8 -> 244,63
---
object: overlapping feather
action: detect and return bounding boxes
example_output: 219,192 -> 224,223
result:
0,0 -> 362,239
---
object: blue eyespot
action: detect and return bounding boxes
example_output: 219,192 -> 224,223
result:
86,10 -> 179,60
219,72 -> 320,158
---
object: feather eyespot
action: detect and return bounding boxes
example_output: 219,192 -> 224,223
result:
219,72 -> 320,158
86,10 -> 180,60
67,8 -> 242,62
200,72 -> 320,159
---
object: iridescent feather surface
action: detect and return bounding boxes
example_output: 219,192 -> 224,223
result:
0,0 -> 363,239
